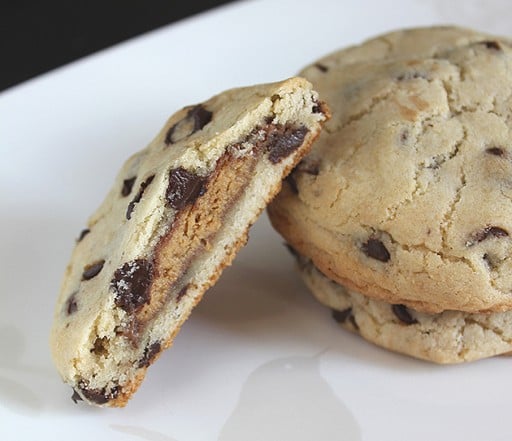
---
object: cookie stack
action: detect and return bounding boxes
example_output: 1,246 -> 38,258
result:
268,27 -> 512,363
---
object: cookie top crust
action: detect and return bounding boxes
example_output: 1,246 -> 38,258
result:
268,27 -> 512,313
51,77 -> 328,406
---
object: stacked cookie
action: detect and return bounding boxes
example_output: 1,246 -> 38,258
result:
268,27 -> 512,363
51,25 -> 512,408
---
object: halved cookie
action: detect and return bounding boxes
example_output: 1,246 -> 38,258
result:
269,27 -> 512,314
50,77 -> 329,407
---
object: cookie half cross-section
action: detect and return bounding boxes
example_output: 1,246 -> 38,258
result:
50,77 -> 329,406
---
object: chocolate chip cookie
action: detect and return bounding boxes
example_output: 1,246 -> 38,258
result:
268,27 -> 512,362
50,77 -> 329,406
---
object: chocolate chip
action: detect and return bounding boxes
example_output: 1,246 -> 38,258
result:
228,122 -> 309,164
267,125 -> 309,164
481,40 -> 502,50
116,318 -> 141,347
311,101 -> 326,115
467,226 -> 509,246
190,105 -> 213,131
361,237 -> 390,262
285,174 -> 298,194
296,158 -> 320,175
331,308 -> 353,324
91,336 -> 109,357
176,284 -> 189,302
82,260 -> 105,280
138,341 -> 161,368
77,229 -> 90,242
486,147 -> 505,156
111,259 -> 153,313
166,167 -> 207,210
392,304 -> 418,325
400,129 -> 409,144
312,104 -> 322,114
77,382 -> 119,405
121,176 -> 137,197
165,104 -> 212,144
315,63 -> 328,72
66,293 -> 78,315
426,155 -> 443,170
264,115 -> 276,125
71,389 -> 83,403
126,175 -> 155,220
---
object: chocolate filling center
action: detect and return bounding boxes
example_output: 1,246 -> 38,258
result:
134,121 -> 309,328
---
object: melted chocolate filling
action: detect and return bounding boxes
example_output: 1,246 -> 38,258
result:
76,384 -> 119,405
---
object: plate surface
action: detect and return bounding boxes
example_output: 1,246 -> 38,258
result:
1,0 -> 511,439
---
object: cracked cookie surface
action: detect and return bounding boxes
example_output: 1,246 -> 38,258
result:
50,77 -> 328,407
298,256 -> 512,363
268,26 -> 512,314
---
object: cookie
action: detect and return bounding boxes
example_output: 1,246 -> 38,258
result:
297,254 -> 512,363
268,27 -> 512,314
50,77 -> 329,407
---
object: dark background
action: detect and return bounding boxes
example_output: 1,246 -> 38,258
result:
0,0 -> 238,92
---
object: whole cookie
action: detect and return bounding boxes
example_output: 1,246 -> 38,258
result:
297,255 -> 512,363
50,78 -> 328,407
268,26 -> 512,314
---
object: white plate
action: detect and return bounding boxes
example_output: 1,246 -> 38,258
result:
1,0 -> 512,439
